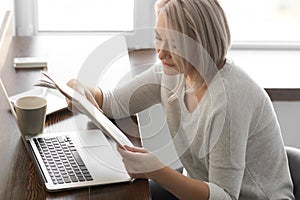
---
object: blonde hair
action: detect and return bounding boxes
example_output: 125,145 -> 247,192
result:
155,0 -> 231,99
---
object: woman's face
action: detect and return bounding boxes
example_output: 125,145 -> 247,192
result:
155,13 -> 181,75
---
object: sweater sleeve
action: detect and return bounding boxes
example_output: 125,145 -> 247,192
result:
204,91 -> 272,199
200,82 -> 251,199
207,182 -> 234,200
204,107 -> 247,200
102,64 -> 163,119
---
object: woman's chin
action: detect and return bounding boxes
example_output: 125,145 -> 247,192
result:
162,65 -> 179,75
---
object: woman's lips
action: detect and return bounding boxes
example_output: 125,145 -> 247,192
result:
162,61 -> 176,67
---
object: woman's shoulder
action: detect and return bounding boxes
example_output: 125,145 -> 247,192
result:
205,58 -> 271,117
133,63 -> 163,84
220,58 -> 268,100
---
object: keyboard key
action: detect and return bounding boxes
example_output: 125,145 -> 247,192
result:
57,136 -> 63,143
58,179 -> 64,184
70,151 -> 85,166
78,176 -> 85,182
70,175 -> 78,182
64,177 -> 71,183
35,136 -> 93,185
85,176 -> 93,181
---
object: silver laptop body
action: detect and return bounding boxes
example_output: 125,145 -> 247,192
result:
25,129 -> 132,192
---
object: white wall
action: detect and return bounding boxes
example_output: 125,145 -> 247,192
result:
14,0 -> 34,36
0,0 -> 13,27
125,0 -> 156,49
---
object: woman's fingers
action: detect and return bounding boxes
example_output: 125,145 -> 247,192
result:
84,88 -> 101,110
117,145 -> 148,157
124,145 -> 149,153
66,78 -> 101,113
117,144 -> 165,178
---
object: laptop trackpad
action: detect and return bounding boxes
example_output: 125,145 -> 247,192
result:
77,130 -> 123,170
82,145 -> 123,170
77,129 -> 111,147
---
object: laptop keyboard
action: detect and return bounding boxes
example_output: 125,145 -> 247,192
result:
33,135 -> 94,185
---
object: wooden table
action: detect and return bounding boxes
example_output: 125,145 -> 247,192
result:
0,36 -> 151,199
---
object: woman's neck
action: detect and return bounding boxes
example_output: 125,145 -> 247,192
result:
184,59 -> 225,111
184,79 -> 207,112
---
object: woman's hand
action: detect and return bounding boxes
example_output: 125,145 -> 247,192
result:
117,145 -> 165,179
66,79 -> 102,113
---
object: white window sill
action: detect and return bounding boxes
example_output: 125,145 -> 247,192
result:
227,49 -> 300,89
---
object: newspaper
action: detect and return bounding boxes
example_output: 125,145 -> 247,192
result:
35,71 -> 134,149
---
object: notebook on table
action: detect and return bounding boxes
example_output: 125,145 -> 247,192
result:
9,88 -> 67,115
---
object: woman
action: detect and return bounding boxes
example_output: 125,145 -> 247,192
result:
67,0 -> 294,199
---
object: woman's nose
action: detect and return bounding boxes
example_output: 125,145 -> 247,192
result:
157,40 -> 171,60
157,48 -> 172,60
157,49 -> 166,60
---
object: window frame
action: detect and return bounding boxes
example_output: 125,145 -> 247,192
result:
15,0 -> 300,50
32,0 -> 137,34
220,0 -> 300,51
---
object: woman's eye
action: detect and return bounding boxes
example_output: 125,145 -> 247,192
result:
155,36 -> 162,41
170,39 -> 177,49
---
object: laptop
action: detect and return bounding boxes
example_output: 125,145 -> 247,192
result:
1,77 -> 132,192
25,129 -> 132,191
1,78 -> 132,191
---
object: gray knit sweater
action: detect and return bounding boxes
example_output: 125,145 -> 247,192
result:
102,59 -> 294,199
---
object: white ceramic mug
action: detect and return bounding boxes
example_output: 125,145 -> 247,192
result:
14,96 -> 47,136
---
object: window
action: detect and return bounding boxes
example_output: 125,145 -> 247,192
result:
36,0 -> 135,32
221,0 -> 300,45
